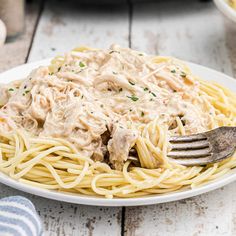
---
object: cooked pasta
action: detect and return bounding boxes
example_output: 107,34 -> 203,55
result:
0,45 -> 235,198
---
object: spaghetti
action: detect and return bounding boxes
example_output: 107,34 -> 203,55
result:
0,45 -> 235,198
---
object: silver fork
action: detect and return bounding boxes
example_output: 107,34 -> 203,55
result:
168,126 -> 236,166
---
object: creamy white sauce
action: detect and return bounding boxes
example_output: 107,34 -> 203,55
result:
0,45 -> 214,170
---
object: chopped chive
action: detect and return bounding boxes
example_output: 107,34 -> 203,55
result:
141,111 -> 144,117
8,88 -> 14,92
25,90 -> 30,94
129,81 -> 135,85
171,69 -> 176,73
79,62 -> 85,68
144,87 -> 149,91
81,95 -> 84,99
127,95 -> 139,102
58,67 -> 61,72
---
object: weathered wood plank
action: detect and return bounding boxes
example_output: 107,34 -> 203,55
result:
27,0 -> 129,235
0,1 -> 41,72
29,0 -> 129,60
125,1 -> 236,235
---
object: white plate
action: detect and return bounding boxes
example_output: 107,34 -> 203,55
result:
214,0 -> 236,23
0,59 -> 236,206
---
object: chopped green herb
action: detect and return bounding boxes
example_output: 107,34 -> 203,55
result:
79,62 -> 85,68
141,111 -> 144,117
151,92 -> 156,97
119,88 -> 123,92
100,104 -> 104,108
8,88 -> 14,92
138,53 -> 143,56
129,81 -> 135,86
171,69 -> 176,73
71,69 -> 75,72
127,95 -> 139,102
144,87 -> 149,91
81,95 -> 84,99
180,72 -> 186,77
58,67 -> 61,72
109,50 -> 120,54
22,93 -> 25,96
25,90 -> 30,94
48,72 -> 54,75
112,71 -> 118,75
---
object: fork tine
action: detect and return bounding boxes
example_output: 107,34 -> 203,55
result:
170,140 -> 210,150
169,156 -> 213,166
169,133 -> 207,143
168,148 -> 212,159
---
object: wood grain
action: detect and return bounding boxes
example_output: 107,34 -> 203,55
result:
27,0 -> 129,235
125,1 -> 236,236
0,1 -> 41,72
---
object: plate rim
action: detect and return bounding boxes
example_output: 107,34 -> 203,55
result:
0,59 -> 236,206
214,0 -> 236,23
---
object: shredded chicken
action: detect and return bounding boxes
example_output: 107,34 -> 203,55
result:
0,45 -> 212,169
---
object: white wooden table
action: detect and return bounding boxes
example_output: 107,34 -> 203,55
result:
0,0 -> 236,235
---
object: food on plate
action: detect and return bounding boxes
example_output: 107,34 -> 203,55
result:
228,0 -> 236,9
0,45 -> 235,198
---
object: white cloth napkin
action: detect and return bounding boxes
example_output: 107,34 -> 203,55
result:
0,196 -> 43,236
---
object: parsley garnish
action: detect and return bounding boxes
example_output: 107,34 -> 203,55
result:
151,92 -> 156,97
8,88 -> 14,92
144,87 -> 149,91
138,53 -> 143,56
129,81 -> 135,85
141,111 -> 144,117
171,69 -> 176,73
109,50 -> 120,54
180,72 -> 186,77
25,90 -> 30,94
127,95 -> 139,102
79,62 -> 85,68
58,67 -> 61,72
